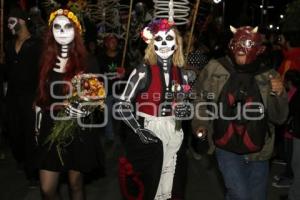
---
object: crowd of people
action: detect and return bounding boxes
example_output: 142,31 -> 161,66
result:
0,4 -> 300,200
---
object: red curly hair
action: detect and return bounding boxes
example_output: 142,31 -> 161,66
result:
36,20 -> 87,107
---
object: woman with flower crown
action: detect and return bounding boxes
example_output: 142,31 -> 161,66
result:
35,9 -> 104,200
117,19 -> 192,200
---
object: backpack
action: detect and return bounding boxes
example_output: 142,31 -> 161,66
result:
213,69 -> 268,154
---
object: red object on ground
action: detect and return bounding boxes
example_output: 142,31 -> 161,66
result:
118,157 -> 144,200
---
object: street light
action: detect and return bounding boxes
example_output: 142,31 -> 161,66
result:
213,0 -> 222,4
280,14 -> 284,19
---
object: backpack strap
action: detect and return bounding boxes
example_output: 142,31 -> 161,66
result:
217,56 -> 236,75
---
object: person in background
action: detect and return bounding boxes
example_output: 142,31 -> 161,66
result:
272,70 -> 299,189
278,2 -> 300,198
97,34 -> 126,149
4,6 -> 42,187
273,19 -> 300,188
183,31 -> 209,161
277,34 -> 300,77
84,39 -> 100,79
284,70 -> 300,200
86,39 -> 98,56
28,6 -> 46,39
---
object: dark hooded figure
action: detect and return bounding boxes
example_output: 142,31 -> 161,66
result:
4,6 -> 42,186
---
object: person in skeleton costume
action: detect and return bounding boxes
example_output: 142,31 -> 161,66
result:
117,19 -> 191,200
4,6 -> 42,185
35,9 -> 103,200
192,26 -> 288,200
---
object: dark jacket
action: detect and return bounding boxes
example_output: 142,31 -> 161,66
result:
4,37 -> 42,97
192,56 -> 289,160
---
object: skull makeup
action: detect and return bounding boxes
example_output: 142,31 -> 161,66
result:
154,29 -> 176,59
8,17 -> 20,35
52,15 -> 75,45
229,26 -> 265,64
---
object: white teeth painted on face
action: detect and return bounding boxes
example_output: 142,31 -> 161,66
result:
154,29 -> 176,59
159,47 -> 171,54
237,51 -> 246,56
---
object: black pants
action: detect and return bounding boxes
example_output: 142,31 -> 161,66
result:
123,130 -> 163,200
172,134 -> 188,199
284,138 -> 294,178
6,94 -> 37,179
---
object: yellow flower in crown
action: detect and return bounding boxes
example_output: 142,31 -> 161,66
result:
73,17 -> 79,24
48,9 -> 83,34
49,13 -> 56,25
67,12 -> 74,20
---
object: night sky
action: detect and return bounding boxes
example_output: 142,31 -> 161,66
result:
4,0 -> 294,29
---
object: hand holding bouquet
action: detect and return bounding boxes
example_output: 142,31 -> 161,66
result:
45,73 -> 106,165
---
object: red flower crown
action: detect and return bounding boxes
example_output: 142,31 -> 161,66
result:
141,19 -> 175,44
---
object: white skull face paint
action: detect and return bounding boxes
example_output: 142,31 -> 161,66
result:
154,29 -> 176,59
8,17 -> 19,35
52,15 -> 75,45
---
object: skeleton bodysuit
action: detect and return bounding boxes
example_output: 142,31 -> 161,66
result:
117,24 -> 191,200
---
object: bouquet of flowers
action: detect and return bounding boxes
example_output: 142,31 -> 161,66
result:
45,73 -> 106,165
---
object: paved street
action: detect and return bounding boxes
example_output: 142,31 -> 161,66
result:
0,140 -> 289,200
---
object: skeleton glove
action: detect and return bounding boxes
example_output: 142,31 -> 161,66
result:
34,106 -> 42,145
135,128 -> 159,144
65,100 -> 91,118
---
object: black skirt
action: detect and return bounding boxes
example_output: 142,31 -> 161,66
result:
37,112 -> 105,173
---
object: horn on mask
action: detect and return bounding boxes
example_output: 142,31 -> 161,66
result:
230,25 -> 237,34
252,26 -> 258,33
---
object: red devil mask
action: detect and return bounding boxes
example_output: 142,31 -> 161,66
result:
229,26 -> 265,64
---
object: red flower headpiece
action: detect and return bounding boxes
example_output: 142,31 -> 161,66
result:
148,19 -> 174,34
141,19 -> 175,44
